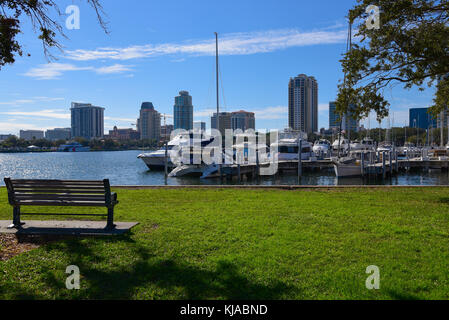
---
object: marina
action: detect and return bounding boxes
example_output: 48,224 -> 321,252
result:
1,149 -> 449,187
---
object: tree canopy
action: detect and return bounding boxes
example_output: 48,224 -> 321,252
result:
0,0 -> 107,69
336,0 -> 449,121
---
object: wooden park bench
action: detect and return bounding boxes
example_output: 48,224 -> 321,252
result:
4,178 -> 118,230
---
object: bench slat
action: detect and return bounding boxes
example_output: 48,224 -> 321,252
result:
11,184 -> 106,189
13,189 -> 107,194
15,194 -> 106,201
11,180 -> 105,185
15,200 -> 108,207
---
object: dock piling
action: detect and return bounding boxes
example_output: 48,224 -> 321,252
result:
361,152 -> 365,177
164,142 -> 168,180
298,139 -> 303,180
388,150 -> 393,178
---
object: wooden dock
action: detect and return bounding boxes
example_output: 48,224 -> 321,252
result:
219,157 -> 449,180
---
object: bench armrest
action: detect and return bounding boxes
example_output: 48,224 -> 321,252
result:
111,192 -> 118,204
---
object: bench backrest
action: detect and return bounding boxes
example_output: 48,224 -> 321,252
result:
4,178 -> 113,207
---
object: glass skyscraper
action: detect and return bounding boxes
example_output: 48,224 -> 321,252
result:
329,102 -> 359,132
409,108 -> 437,129
174,91 -> 193,131
70,102 -> 104,140
288,74 -> 318,134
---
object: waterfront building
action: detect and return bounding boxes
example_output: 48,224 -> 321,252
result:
45,128 -> 71,141
0,134 -> 14,142
288,74 -> 318,134
329,102 -> 359,133
138,102 -> 161,141
108,126 -> 140,140
70,102 -> 105,140
193,121 -> 206,132
19,130 -> 44,140
231,110 -> 255,131
329,102 -> 338,129
409,108 -> 437,129
174,91 -> 193,131
211,112 -> 232,135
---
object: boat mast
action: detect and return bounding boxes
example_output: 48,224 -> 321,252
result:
215,32 -> 220,135
338,20 -> 352,157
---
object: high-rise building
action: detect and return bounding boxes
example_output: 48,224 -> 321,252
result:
231,110 -> 255,131
193,121 -> 206,132
329,102 -> 359,133
329,102 -> 338,130
211,112 -> 232,135
19,130 -> 44,140
138,102 -> 161,141
161,124 -> 174,141
288,74 -> 318,134
70,102 -> 104,140
409,108 -> 437,129
174,91 -> 193,131
45,128 -> 71,141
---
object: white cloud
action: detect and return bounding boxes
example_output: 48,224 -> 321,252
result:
253,106 -> 288,120
318,103 -> 329,112
65,28 -> 347,61
0,122 -> 53,134
104,116 -> 136,123
23,63 -> 94,80
0,97 -> 64,105
94,64 -> 134,75
23,63 -> 134,80
194,109 -> 216,118
1,109 -> 70,120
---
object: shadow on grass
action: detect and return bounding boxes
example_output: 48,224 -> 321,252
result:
438,197 -> 449,205
384,289 -> 421,300
1,235 -> 294,300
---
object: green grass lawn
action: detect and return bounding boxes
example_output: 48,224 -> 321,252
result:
0,187 -> 448,300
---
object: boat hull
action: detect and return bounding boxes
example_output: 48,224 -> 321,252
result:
139,154 -> 175,171
333,163 -> 362,178
168,165 -> 205,177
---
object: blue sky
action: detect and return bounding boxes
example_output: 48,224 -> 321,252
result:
0,0 -> 436,135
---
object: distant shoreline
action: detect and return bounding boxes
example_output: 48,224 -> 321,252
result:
0,148 -> 150,154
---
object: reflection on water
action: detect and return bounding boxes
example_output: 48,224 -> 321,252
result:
0,150 -> 448,186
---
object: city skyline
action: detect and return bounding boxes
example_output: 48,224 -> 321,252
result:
0,0 -> 438,135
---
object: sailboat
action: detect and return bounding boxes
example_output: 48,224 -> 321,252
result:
333,21 -> 366,178
169,32 -> 224,178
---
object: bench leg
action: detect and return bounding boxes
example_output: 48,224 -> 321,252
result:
105,207 -> 116,230
8,206 -> 25,229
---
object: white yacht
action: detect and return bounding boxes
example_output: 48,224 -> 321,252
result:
312,139 -> 331,156
138,146 -> 175,170
169,150 -> 233,178
398,143 -> 420,158
138,133 -> 213,170
170,143 -> 265,179
350,138 -> 376,151
57,142 -> 90,152
333,157 -> 362,178
271,138 -> 313,161
377,143 -> 393,153
332,137 -> 350,153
